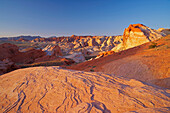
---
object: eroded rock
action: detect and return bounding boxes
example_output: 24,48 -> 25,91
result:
0,67 -> 169,113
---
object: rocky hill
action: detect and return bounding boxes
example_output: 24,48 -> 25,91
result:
0,66 -> 170,113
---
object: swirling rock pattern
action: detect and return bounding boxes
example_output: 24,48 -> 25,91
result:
0,66 -> 170,113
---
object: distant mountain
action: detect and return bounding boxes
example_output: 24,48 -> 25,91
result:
0,38 -> 8,41
0,36 -> 42,41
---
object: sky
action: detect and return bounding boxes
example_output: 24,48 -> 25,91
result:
0,0 -> 170,37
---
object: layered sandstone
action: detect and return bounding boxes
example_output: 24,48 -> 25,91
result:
42,45 -> 63,56
123,24 -> 165,50
32,35 -> 123,52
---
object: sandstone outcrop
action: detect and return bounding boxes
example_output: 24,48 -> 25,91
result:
0,66 -> 169,113
51,45 -> 63,56
0,43 -> 47,64
42,45 -> 63,56
32,35 -> 123,53
0,43 -> 19,60
96,51 -> 115,59
158,28 -> 170,35
65,52 -> 85,63
122,24 -> 165,50
0,59 -> 18,75
12,48 -> 46,64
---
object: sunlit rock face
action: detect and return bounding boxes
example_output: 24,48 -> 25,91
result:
0,67 -> 170,113
157,28 -> 170,35
123,24 -> 165,49
32,35 -> 123,54
95,51 -> 115,59
42,45 -> 63,56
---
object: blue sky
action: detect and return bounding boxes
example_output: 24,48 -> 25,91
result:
0,0 -> 170,37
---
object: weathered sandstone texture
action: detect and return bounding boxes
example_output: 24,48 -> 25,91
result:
0,67 -> 170,113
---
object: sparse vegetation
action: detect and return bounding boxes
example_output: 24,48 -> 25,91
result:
165,45 -> 170,49
89,66 -> 96,72
149,42 -> 157,49
90,69 -> 94,72
92,66 -> 96,68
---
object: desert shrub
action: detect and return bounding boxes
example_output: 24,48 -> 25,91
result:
165,45 -> 170,49
92,66 -> 96,68
149,42 -> 157,49
90,69 -> 94,72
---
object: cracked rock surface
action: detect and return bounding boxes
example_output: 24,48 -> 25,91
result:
0,66 -> 170,113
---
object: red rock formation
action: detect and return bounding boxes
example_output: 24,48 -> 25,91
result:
0,58 -> 19,75
0,43 -> 19,60
61,58 -> 75,65
51,45 -> 63,56
12,48 -> 46,64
